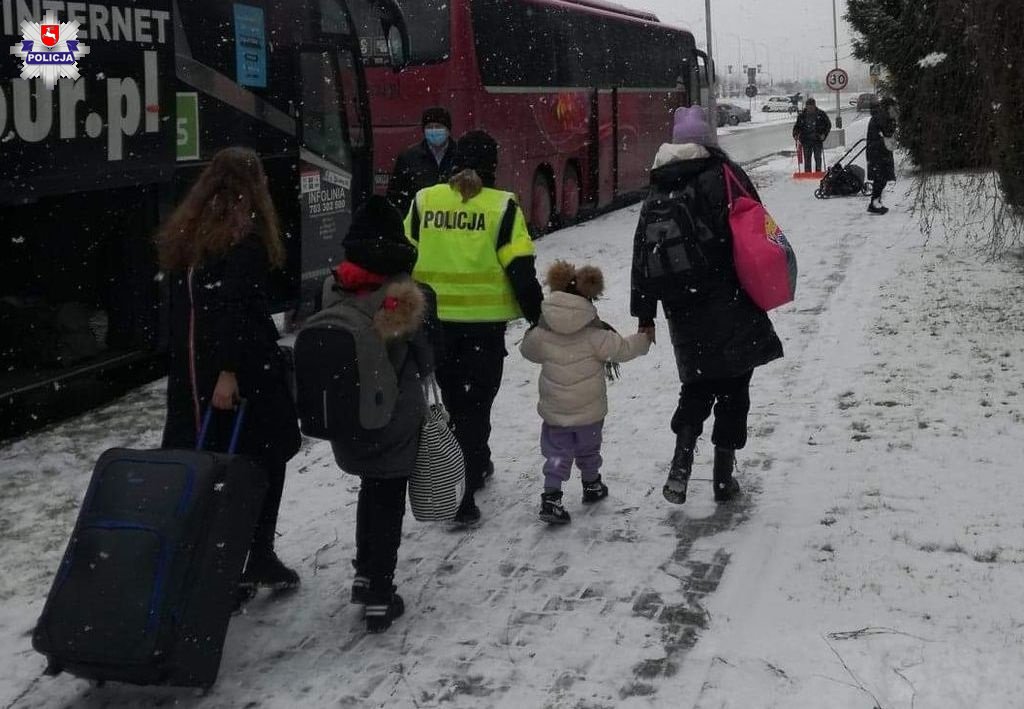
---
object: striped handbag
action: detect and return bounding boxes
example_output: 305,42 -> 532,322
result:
409,379 -> 466,521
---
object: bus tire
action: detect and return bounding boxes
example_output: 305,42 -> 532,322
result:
530,171 -> 555,237
561,163 -> 582,224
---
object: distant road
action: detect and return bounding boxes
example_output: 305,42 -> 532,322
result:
721,107 -> 863,164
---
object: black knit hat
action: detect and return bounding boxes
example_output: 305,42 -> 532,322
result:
454,131 -> 499,183
421,106 -> 452,130
343,196 -> 417,276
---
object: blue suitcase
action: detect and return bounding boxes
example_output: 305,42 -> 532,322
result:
32,405 -> 267,689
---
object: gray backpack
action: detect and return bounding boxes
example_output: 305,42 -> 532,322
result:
293,278 -> 405,439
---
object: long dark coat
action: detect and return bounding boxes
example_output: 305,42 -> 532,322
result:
162,235 -> 301,464
866,105 -> 897,183
386,140 -> 458,216
630,146 -> 784,384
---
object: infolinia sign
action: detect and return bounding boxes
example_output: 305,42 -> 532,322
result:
10,10 -> 90,88
1,0 -> 170,161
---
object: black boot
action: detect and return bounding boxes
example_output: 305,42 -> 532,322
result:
351,560 -> 371,605
539,490 -> 571,525
663,426 -> 697,504
365,586 -> 405,633
240,548 -> 300,590
453,491 -> 481,527
581,475 -> 609,504
867,199 -> 889,215
713,447 -> 741,502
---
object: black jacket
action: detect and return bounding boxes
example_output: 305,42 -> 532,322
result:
792,108 -> 832,145
162,236 -> 301,463
386,140 -> 458,216
866,106 -> 897,183
630,146 -> 784,384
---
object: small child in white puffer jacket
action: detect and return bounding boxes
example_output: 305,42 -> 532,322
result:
520,261 -> 651,525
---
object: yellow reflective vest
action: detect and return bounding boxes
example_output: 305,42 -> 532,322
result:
405,184 -> 535,322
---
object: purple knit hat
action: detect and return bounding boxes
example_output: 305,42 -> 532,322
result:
672,106 -> 718,146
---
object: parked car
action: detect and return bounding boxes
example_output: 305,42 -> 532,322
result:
850,92 -> 878,111
717,103 -> 752,127
762,96 -> 797,113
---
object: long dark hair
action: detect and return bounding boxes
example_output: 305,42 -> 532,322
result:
156,147 -> 284,271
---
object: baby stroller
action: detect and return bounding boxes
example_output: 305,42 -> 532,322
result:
814,139 -> 870,199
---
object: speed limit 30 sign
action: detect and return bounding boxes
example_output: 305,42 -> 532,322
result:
826,67 -> 849,91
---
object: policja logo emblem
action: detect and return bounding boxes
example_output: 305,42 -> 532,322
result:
9,11 -> 91,89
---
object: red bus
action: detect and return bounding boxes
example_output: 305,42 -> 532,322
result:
352,0 -> 712,233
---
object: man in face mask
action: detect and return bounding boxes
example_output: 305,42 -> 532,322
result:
386,107 -> 459,215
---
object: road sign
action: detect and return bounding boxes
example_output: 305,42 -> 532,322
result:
745,84 -> 758,98
826,67 -> 849,92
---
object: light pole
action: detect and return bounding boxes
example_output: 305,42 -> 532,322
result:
757,41 -> 771,84
704,0 -> 715,97
832,0 -> 843,128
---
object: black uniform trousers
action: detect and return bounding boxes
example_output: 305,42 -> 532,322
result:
434,322 -> 507,492
671,370 -> 755,450
355,476 -> 408,592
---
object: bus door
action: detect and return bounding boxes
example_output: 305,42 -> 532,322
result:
695,49 -> 717,118
296,45 -> 366,312
587,89 -> 617,205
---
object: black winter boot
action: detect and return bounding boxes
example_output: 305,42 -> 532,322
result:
867,199 -> 889,215
713,447 -> 741,502
365,587 -> 405,633
539,490 -> 571,525
240,549 -> 300,591
453,491 -> 482,527
350,560 -> 371,604
663,426 -> 698,504
581,476 -> 609,504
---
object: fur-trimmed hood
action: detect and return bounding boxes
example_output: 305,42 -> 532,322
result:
372,278 -> 426,340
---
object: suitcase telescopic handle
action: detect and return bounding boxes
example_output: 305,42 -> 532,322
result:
196,399 -> 248,455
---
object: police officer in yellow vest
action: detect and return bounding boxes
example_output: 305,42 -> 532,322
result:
405,131 -> 543,526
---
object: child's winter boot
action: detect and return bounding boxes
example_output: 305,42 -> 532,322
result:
539,490 -> 572,524
663,426 -> 697,504
712,447 -> 741,502
582,475 -> 609,504
365,586 -> 405,633
351,561 -> 371,605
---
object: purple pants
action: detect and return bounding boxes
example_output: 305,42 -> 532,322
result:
540,421 -> 604,491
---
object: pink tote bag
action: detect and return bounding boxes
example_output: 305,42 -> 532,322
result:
723,165 -> 797,311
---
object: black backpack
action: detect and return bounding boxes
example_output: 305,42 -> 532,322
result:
636,185 -> 717,298
293,279 -> 402,441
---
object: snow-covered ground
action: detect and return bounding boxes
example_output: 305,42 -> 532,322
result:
4,122 -> 1024,708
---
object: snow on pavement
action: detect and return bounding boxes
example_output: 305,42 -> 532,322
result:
3,124 -> 1024,708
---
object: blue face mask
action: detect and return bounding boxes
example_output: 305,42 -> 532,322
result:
424,127 -> 449,148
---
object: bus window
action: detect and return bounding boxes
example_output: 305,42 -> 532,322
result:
337,49 -> 367,150
349,0 -> 449,65
301,51 -> 353,167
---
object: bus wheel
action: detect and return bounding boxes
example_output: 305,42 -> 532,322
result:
530,172 -> 554,237
561,165 -> 582,224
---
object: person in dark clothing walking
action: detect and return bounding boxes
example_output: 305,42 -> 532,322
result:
866,97 -> 897,215
405,131 -> 544,527
386,107 -> 459,215
326,196 -> 439,633
632,107 -> 784,504
158,147 -> 302,593
792,98 -> 832,173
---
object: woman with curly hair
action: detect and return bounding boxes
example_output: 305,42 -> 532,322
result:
157,147 -> 302,593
